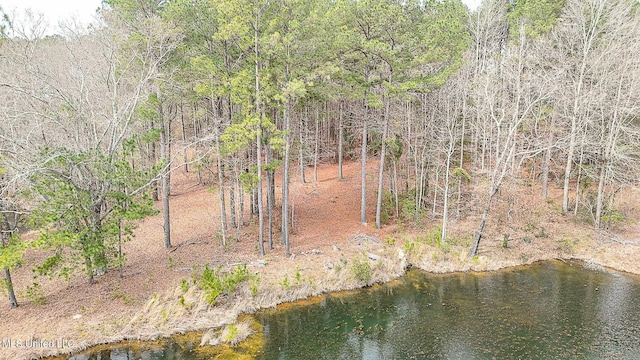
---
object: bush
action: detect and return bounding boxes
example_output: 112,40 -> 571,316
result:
351,260 -> 372,284
400,192 -> 425,225
25,282 -> 47,305
602,208 -> 625,229
199,264 -> 249,305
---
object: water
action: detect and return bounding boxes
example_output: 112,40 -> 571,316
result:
63,261 -> 640,359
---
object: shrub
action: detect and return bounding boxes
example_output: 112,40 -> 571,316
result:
199,264 -> 249,305
25,282 -> 46,305
280,275 -> 290,290
351,260 -> 372,284
181,278 -> 190,293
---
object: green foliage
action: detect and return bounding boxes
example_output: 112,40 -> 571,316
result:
29,146 -> 158,281
294,266 -> 302,285
377,190 -> 395,225
350,260 -> 372,284
388,134 -> 404,161
418,227 -> 443,247
0,234 -> 29,270
280,275 -> 291,290
403,240 -> 417,254
25,282 -> 46,305
557,238 -> 575,254
508,0 -> 566,40
452,168 -> 471,183
535,226 -> 548,238
524,222 -> 548,238
250,275 -> 260,297
199,264 -> 250,305
602,208 -> 625,228
223,323 -> 239,343
181,278 -> 190,293
400,190 -> 426,225
111,286 -> 134,304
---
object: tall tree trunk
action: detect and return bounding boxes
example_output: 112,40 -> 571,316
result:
314,106 -> 319,182
215,132 -> 228,247
338,100 -> 344,180
541,132 -> 553,199
239,170 -> 245,228
442,143 -> 454,243
266,146 -> 273,250
299,116 -> 306,184
151,123 -> 159,201
254,16 -> 265,256
181,102 -> 188,173
230,163 -> 237,229
1,230 -> 18,308
470,202 -> 491,256
3,267 -> 18,308
595,161 -> 606,229
393,160 -> 399,218
161,119 -> 171,249
282,102 -> 291,256
375,96 -> 390,229
562,117 -> 577,213
361,118 -> 368,224
432,168 -> 439,220
573,143 -> 586,217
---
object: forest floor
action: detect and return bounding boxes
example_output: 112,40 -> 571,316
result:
2,159 -> 640,360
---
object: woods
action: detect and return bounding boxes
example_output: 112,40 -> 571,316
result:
1,0 -> 639,311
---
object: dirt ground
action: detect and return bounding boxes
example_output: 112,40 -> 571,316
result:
1,158 -> 639,360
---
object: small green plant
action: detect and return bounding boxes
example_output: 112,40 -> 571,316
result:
199,264 -> 249,305
181,278 -> 190,293
179,295 -> 194,309
307,278 -> 316,289
400,192 -> 426,225
250,275 -> 260,297
535,226 -> 548,238
223,323 -> 239,343
403,240 -> 417,254
281,275 -> 291,290
602,208 -> 625,228
502,234 -> 509,249
385,236 -> 396,245
420,227 -> 442,247
111,286 -> 133,304
295,266 -> 302,285
351,260 -> 372,284
25,282 -> 46,305
524,222 -> 536,233
557,238 -> 575,254
432,252 -> 440,261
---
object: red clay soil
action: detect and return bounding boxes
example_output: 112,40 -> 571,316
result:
0,159 -> 392,360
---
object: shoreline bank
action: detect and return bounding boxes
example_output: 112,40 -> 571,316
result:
36,234 -> 640,360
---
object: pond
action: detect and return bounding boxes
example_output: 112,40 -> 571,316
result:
61,260 -> 640,359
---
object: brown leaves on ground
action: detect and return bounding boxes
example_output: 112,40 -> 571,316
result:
1,160 -> 639,360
